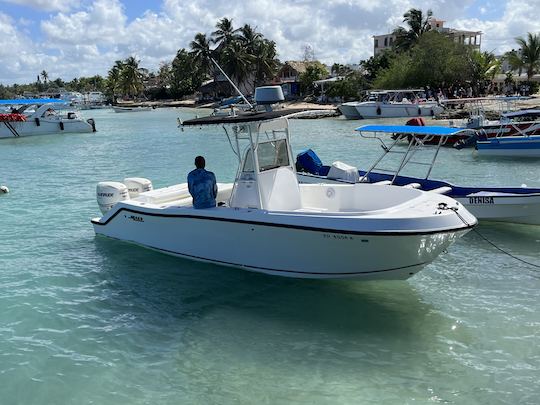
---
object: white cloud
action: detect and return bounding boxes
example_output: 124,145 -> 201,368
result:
0,0 -> 80,12
0,0 -> 539,84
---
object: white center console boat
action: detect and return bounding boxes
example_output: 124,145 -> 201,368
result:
91,87 -> 476,280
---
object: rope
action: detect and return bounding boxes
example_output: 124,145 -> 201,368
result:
471,228 -> 540,270
442,202 -> 540,273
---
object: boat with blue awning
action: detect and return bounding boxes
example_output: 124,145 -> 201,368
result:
0,98 -> 95,138
296,124 -> 540,225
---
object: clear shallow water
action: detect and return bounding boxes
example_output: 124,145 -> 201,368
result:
1,108 -> 539,404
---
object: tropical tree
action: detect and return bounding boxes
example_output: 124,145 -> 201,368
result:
467,51 -> 500,94
106,60 -> 124,100
190,32 -> 214,78
171,49 -> 206,97
505,49 -> 524,76
119,56 -> 144,98
221,40 -> 255,86
392,8 -> 433,52
252,39 -> 279,87
299,62 -> 328,95
515,32 -> 540,80
212,17 -> 239,47
374,31 -> 470,89
40,70 -> 49,83
238,24 -> 262,52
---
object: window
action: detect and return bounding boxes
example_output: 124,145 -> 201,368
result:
257,139 -> 290,172
374,39 -> 379,48
384,37 -> 388,47
389,37 -> 393,45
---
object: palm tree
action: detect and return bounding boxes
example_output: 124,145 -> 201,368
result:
221,40 -> 255,86
252,39 -> 279,86
40,70 -> 49,83
393,8 -> 433,52
239,24 -> 262,52
505,49 -> 524,76
190,32 -> 214,77
107,60 -> 123,101
515,33 -> 540,80
120,56 -> 144,98
212,17 -> 239,47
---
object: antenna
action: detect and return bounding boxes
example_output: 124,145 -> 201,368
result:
211,58 -> 254,109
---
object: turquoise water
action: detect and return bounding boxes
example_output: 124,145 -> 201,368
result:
1,108 -> 539,404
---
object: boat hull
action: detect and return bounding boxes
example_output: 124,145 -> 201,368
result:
338,103 -> 362,119
355,103 -> 443,119
92,205 -> 470,280
453,194 -> 540,225
0,119 -> 93,138
476,136 -> 540,157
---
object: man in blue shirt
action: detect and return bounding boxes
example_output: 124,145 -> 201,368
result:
187,156 -> 217,209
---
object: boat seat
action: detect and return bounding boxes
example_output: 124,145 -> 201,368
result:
373,180 -> 392,185
403,183 -> 421,189
430,186 -> 452,194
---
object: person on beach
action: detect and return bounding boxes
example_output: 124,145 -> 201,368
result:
187,156 -> 217,209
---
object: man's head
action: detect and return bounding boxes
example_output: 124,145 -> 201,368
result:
194,156 -> 205,169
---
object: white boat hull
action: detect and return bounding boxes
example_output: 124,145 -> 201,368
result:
355,103 -> 444,119
113,106 -> 152,113
338,103 -> 362,119
0,118 -> 93,138
92,183 -> 475,280
454,194 -> 540,225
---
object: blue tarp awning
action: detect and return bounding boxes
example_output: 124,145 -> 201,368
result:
355,125 -> 472,137
0,98 -> 65,105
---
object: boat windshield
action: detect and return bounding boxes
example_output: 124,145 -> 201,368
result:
257,139 -> 290,172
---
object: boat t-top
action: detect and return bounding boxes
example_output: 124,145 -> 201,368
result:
91,86 -> 476,280
0,98 -> 96,138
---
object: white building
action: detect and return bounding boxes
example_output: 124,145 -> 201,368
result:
373,17 -> 482,56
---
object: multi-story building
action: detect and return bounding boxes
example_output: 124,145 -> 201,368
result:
373,17 -> 482,56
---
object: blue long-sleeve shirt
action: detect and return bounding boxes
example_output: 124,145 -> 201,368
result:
187,168 -> 217,209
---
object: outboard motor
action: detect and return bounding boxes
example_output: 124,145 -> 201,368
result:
296,149 -> 323,175
254,86 -> 285,112
327,161 -> 360,183
87,118 -> 96,132
96,182 -> 129,214
123,177 -> 153,198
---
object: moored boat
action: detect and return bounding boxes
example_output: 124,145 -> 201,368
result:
476,135 -> 540,158
296,125 -> 540,225
0,98 -> 96,138
339,90 -> 444,120
91,88 -> 476,280
113,106 -> 153,113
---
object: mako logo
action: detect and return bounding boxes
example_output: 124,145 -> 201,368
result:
468,196 -> 494,204
127,215 -> 144,222
97,192 -> 114,197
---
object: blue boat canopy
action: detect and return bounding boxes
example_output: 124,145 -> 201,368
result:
355,125 -> 472,137
0,98 -> 65,105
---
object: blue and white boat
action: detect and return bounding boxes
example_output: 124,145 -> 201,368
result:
0,98 -> 95,138
476,135 -> 540,158
296,125 -> 540,225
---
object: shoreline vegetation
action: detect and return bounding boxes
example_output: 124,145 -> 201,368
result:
0,9 -> 539,114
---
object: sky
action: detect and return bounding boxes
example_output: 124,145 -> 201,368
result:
0,0 -> 538,84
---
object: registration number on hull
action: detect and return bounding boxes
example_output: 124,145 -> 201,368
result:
468,196 -> 494,204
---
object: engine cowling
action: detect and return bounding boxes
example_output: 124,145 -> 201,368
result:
123,177 -> 153,198
97,182 -> 129,214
